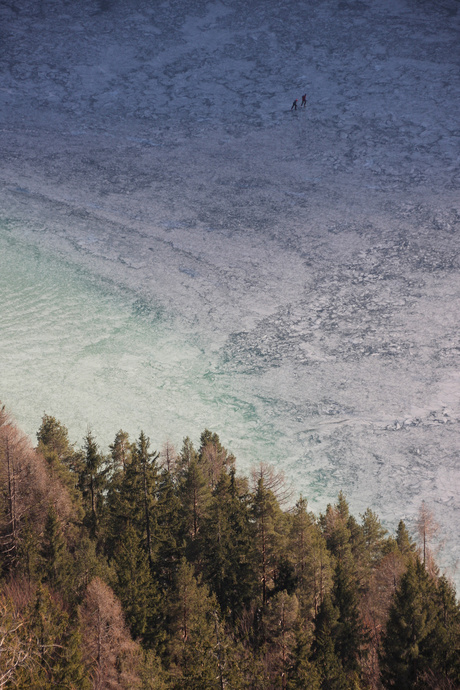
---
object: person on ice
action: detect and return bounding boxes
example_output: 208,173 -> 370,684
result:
301,94 -> 307,107
291,98 -> 298,110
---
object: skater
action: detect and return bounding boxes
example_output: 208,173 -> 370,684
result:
291,98 -> 298,111
301,94 -> 307,107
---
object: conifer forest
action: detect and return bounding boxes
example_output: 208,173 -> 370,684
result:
0,406 -> 459,689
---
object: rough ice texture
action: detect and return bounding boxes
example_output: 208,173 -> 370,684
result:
0,0 -> 459,583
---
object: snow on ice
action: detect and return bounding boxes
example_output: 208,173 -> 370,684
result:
0,0 -> 459,583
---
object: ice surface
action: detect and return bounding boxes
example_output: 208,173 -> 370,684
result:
0,230 -> 280,465
0,0 -> 459,584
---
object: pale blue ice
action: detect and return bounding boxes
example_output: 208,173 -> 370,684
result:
0,0 -> 459,584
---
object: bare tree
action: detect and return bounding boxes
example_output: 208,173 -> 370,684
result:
109,431 -> 132,473
159,440 -> 177,474
250,462 -> 293,506
0,598 -> 30,687
199,431 -> 235,490
417,670 -> 459,690
0,407 -> 74,572
416,501 -> 441,576
80,578 -> 141,689
0,420 -> 46,569
360,552 -> 406,689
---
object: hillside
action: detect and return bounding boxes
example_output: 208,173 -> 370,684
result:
1,407 -> 459,688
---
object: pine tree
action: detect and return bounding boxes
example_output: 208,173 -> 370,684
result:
104,430 -> 133,558
36,414 -> 74,461
17,519 -> 41,583
55,622 -> 92,690
72,531 -> 112,597
175,436 -> 197,476
139,648 -> 169,689
105,457 -> 131,562
288,497 -> 313,595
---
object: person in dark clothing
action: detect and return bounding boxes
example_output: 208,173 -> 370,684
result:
291,99 -> 298,110
301,94 -> 307,107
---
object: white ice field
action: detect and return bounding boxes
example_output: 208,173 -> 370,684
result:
0,0 -> 459,583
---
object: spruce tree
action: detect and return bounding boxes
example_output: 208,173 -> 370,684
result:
201,469 -> 257,622
36,415 -> 73,460
311,593 -> 349,689
109,429 -> 133,474
106,431 -> 160,570
40,503 -> 72,594
321,496 -> 353,565
135,431 -> 160,570
113,521 -> 160,646
287,619 -> 321,690
332,560 -> 366,681
419,575 -> 460,687
55,623 -> 92,690
263,591 -> 299,689
360,508 -> 388,571
395,519 -> 416,559
17,519 -> 41,583
78,431 -> 108,539
36,415 -> 84,513
176,436 -> 197,476
16,584 -> 89,689
179,457 -> 211,562
154,468 -> 185,590
72,530 -> 111,599
167,558 -> 222,689
380,557 -> 439,688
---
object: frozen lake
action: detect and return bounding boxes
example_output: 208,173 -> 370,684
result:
0,0 -> 459,582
